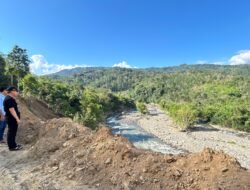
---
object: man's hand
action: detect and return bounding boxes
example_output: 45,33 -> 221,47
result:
0,110 -> 4,121
16,118 -> 21,125
0,114 -> 5,121
9,108 -> 20,125
0,111 -> 5,121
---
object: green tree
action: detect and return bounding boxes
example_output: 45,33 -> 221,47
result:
136,102 -> 149,114
162,102 -> 197,131
174,104 -> 197,131
21,74 -> 40,96
77,89 -> 104,129
0,54 -> 8,87
6,45 -> 30,88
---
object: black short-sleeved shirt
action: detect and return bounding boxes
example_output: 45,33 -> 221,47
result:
3,95 -> 20,122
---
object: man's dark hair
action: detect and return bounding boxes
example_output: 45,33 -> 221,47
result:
0,87 -> 7,92
6,86 -> 18,93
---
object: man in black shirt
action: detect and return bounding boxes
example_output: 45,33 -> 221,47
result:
3,86 -> 22,151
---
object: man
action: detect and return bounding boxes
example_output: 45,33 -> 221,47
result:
4,86 -> 22,151
0,87 -> 7,144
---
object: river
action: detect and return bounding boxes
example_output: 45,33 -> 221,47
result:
106,115 -> 183,155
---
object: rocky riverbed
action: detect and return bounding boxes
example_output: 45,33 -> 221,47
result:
115,104 -> 250,169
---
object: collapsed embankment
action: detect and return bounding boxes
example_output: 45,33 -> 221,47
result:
0,98 -> 249,190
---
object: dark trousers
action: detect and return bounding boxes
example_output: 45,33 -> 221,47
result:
0,120 -> 7,141
7,120 -> 18,149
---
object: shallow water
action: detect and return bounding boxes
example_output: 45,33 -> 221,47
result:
106,116 -> 183,155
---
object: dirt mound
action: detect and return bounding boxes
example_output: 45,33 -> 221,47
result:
1,97 -> 249,190
19,97 -> 59,120
13,97 -> 56,145
24,118 -> 249,190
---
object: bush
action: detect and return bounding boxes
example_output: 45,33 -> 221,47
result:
79,89 -> 104,129
174,104 -> 197,131
20,74 -> 40,96
136,102 -> 149,114
210,104 -> 250,132
161,101 -> 197,131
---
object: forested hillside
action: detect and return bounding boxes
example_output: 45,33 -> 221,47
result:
49,65 -> 250,132
1,45 -> 249,132
49,67 -> 147,91
0,47 -> 135,129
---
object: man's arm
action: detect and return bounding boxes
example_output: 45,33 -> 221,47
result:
9,108 -> 20,124
0,96 -> 4,120
0,109 -> 4,121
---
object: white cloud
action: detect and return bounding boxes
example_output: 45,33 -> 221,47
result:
210,61 -> 226,65
30,54 -> 89,75
112,61 -> 136,68
194,60 -> 226,65
229,50 -> 250,65
195,60 -> 209,64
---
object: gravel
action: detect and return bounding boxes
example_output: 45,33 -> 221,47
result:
118,104 -> 250,169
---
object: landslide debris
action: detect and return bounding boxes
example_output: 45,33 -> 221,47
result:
0,98 -> 249,190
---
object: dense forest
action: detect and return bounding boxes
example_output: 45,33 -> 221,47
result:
49,65 -> 250,132
21,74 -> 134,128
1,45 -> 250,131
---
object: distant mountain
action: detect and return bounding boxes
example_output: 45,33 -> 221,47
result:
47,64 -> 250,92
48,67 -> 102,76
51,67 -> 83,76
50,64 -> 250,76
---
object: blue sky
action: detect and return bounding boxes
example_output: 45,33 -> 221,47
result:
0,0 -> 250,74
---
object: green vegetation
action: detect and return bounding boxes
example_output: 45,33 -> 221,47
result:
5,45 -> 30,88
49,64 -> 250,132
21,75 -> 135,128
0,54 -> 8,87
74,90 -> 104,129
49,67 -> 147,92
227,141 -> 236,145
0,45 -> 30,88
1,46 -> 135,129
1,45 -> 250,131
136,102 -> 149,115
21,74 -> 82,116
160,101 -> 198,130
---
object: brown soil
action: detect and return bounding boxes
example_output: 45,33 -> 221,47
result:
0,97 -> 249,190
18,96 -> 59,120
15,97 -> 58,145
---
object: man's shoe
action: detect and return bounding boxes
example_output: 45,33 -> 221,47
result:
0,140 -> 6,144
9,146 -> 23,151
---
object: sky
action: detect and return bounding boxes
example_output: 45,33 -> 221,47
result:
0,0 -> 250,75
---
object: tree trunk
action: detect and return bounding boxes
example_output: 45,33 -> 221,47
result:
17,75 -> 20,91
10,75 -> 13,85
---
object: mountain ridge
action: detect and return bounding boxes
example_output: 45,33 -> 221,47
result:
49,64 -> 250,77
